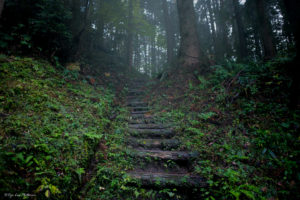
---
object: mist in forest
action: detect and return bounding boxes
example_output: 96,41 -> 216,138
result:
0,0 -> 298,75
0,0 -> 300,199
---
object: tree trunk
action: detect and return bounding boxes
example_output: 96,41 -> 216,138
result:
177,0 -> 209,71
282,0 -> 300,107
71,0 -> 91,59
254,0 -> 276,60
162,0 -> 175,65
206,0 -> 217,57
213,0 -> 227,60
232,0 -> 248,60
0,0 -> 4,18
126,0 -> 134,70
151,37 -> 157,75
96,0 -> 104,48
253,29 -> 262,60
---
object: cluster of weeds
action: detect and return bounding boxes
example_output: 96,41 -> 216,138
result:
148,55 -> 300,199
0,55 -> 124,199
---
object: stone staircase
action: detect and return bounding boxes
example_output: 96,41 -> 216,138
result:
125,79 -> 206,198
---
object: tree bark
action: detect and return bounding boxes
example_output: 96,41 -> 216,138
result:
126,0 -> 134,70
151,37 -> 157,75
254,0 -> 276,60
162,0 -> 175,65
0,0 -> 4,18
177,0 -> 209,71
213,0 -> 227,60
206,0 -> 217,57
232,0 -> 248,60
282,0 -> 300,107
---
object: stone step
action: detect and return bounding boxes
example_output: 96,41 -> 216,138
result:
130,114 -> 154,120
127,96 -> 143,100
128,85 -> 146,88
130,164 -> 189,175
129,107 -> 149,112
127,138 -> 180,150
126,102 -> 148,107
128,118 -> 156,124
131,150 -> 198,161
128,124 -> 169,129
129,128 -> 175,138
128,90 -> 145,96
131,111 -> 149,115
126,101 -> 148,108
127,171 -> 207,188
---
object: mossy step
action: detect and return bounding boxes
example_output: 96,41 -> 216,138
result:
128,124 -> 169,129
128,172 -> 207,188
130,107 -> 149,112
131,150 -> 198,161
126,102 -> 148,107
128,118 -> 156,124
129,128 -> 175,138
131,162 -> 189,174
130,114 -> 154,120
131,111 -> 150,115
128,90 -> 145,96
127,138 -> 180,150
127,96 -> 143,100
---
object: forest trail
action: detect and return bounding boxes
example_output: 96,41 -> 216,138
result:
125,79 -> 206,199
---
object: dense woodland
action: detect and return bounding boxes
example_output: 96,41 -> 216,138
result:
0,0 -> 299,199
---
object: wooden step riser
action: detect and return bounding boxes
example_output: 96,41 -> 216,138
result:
129,128 -> 174,134
128,119 -> 156,124
130,111 -> 149,115
129,150 -> 198,162
126,138 -> 180,150
128,91 -> 145,96
126,103 -> 148,107
129,107 -> 149,112
129,131 -> 175,139
130,163 -> 189,174
127,173 -> 207,188
129,124 -> 169,129
130,115 -> 154,120
129,156 -> 192,171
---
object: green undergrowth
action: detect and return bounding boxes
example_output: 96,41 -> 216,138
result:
0,55 -> 129,199
149,55 -> 300,200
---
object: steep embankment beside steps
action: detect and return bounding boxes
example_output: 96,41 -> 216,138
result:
0,55 -> 126,199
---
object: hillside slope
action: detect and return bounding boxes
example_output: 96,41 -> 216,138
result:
0,55 -> 126,199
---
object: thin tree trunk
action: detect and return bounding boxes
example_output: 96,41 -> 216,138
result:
0,0 -> 5,18
212,0 -> 223,60
232,0 -> 248,59
253,29 -> 262,60
282,0 -> 300,107
162,0 -> 175,65
72,0 -> 91,59
254,0 -> 276,60
206,0 -> 217,56
151,37 -> 157,75
126,0 -> 134,70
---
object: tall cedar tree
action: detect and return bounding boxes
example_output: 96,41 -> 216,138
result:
126,0 -> 134,70
0,0 -> 4,17
177,0 -> 209,71
162,0 -> 175,65
232,0 -> 248,59
254,0 -> 277,60
282,0 -> 300,107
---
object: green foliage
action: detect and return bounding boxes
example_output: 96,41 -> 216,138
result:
0,0 -> 71,56
0,55 -> 120,198
150,55 -> 300,199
